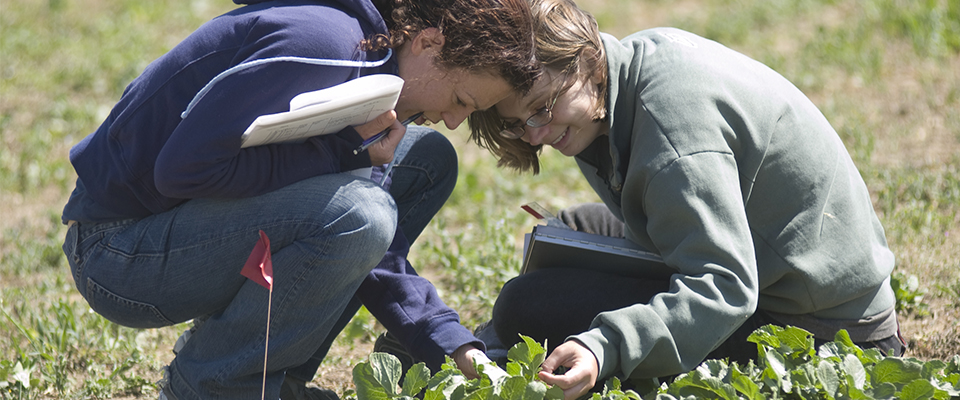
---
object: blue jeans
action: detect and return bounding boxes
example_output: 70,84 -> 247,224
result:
284,126 -> 458,384
62,127 -> 457,399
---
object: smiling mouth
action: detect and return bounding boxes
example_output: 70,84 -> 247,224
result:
551,129 -> 568,146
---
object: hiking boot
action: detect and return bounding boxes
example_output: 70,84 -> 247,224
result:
280,376 -> 340,400
372,331 -> 418,373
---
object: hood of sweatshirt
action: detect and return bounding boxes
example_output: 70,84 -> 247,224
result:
234,0 -> 387,35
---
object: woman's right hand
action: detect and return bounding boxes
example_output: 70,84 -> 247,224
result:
354,110 -> 405,166
538,340 -> 599,400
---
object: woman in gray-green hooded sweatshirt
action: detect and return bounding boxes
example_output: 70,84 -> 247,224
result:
468,0 -> 904,397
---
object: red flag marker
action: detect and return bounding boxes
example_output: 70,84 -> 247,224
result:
241,230 -> 273,289
240,230 -> 275,400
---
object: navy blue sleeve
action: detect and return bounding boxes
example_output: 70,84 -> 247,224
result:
152,61 -> 374,199
356,228 -> 484,370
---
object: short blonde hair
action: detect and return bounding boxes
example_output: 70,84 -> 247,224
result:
468,0 -> 607,174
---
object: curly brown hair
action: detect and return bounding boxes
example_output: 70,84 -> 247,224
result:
366,0 -> 541,93
467,0 -> 607,174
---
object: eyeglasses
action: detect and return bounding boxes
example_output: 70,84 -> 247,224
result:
499,70 -> 570,140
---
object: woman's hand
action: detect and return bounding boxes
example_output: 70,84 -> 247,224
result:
451,344 -> 484,380
538,340 -> 598,400
354,110 -> 405,166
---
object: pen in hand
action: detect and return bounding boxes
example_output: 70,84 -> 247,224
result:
353,112 -> 423,155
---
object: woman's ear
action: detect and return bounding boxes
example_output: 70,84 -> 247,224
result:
409,27 -> 446,56
580,47 -> 604,85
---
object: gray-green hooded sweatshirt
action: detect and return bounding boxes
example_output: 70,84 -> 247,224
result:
570,28 -> 896,379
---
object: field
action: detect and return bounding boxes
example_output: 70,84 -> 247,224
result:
2,0 -> 958,398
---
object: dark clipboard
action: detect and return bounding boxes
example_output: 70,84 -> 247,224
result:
520,225 -> 676,280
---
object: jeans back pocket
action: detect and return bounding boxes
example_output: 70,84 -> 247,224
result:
85,276 -> 175,329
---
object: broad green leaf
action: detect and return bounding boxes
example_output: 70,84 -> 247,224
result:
840,384 -> 872,400
353,362 -> 391,400
819,342 -> 842,360
872,357 -> 924,386
450,383 -> 467,400
833,329 -> 857,350
759,366 -> 782,392
507,334 -> 547,378
699,376 -> 739,400
899,379 -> 936,400
780,371 -> 794,393
777,326 -> 814,355
401,362 -> 431,396
506,361 -> 522,376
797,363 -> 820,388
675,384 -> 733,400
921,359 -> 947,380
524,380 -> 547,400
370,352 -> 403,396
544,384 -> 564,400
424,382 -> 446,400
817,360 -> 840,396
747,325 -> 782,349
605,377 -> 623,392
868,382 -> 898,399
498,376 -> 528,399
477,360 -> 510,385
464,385 -> 494,400
669,369 -> 739,400
947,356 -> 960,375
731,374 -> 762,400
428,368 -> 469,399
696,359 -> 729,379
860,348 -> 886,365
842,353 -> 867,390
763,345 -> 788,379
935,372 -> 960,396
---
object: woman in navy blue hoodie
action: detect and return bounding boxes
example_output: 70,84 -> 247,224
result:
60,0 -> 538,399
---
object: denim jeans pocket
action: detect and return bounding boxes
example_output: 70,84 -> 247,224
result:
85,277 -> 175,329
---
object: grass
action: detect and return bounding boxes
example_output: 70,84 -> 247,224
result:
2,0 -> 959,398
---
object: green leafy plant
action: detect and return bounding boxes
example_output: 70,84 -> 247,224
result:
349,326 -> 960,400
350,335 -> 564,400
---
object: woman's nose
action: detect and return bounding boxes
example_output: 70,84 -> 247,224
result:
521,124 -> 550,146
442,109 -> 471,130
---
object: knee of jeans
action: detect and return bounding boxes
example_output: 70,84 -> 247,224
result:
427,130 -> 458,189
410,128 -> 458,186
344,182 -> 397,247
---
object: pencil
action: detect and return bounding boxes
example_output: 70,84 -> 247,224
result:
353,112 -> 423,155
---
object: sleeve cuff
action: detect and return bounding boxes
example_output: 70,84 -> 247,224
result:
570,326 -> 621,380
336,126 -> 373,171
308,126 -> 372,172
410,313 -> 484,370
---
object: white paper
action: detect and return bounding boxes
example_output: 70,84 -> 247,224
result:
240,74 -> 404,148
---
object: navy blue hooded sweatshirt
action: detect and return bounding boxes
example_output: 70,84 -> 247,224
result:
63,0 -> 480,369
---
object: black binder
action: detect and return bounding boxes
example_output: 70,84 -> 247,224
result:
520,225 -> 676,280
